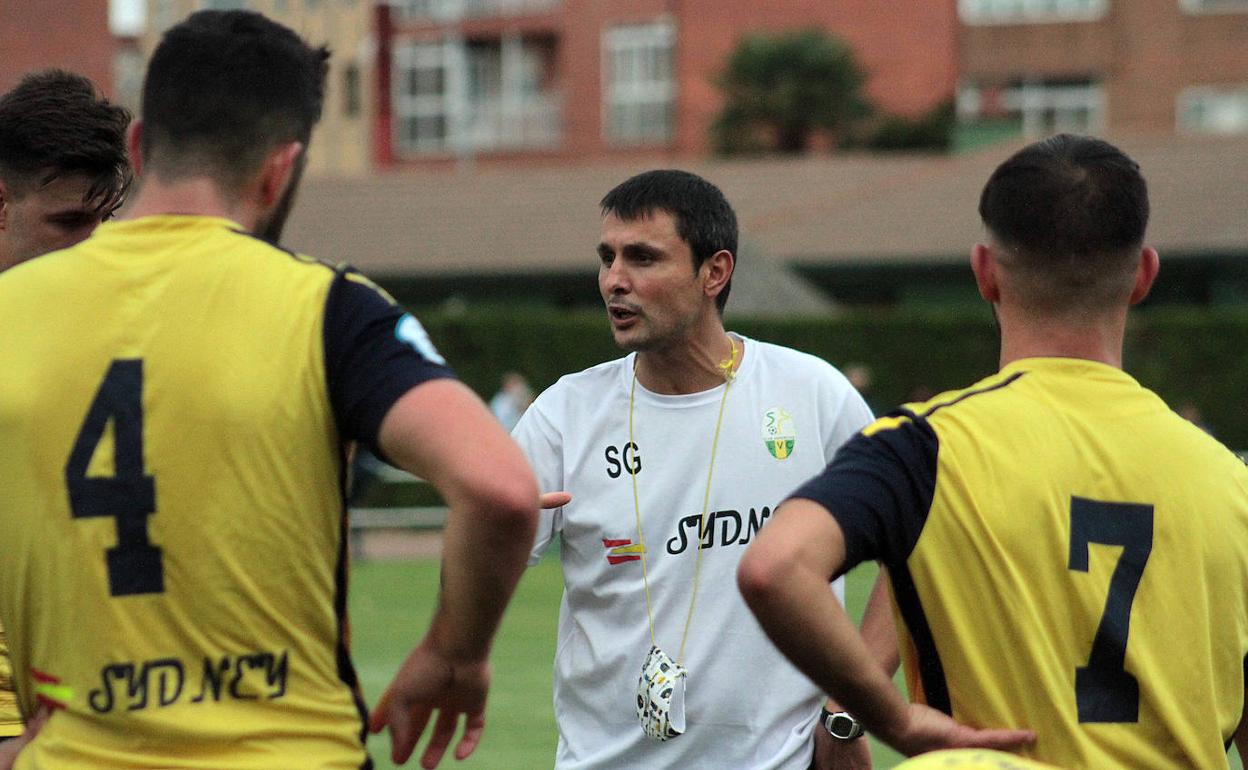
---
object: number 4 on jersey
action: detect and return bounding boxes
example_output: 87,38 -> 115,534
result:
65,359 -> 163,596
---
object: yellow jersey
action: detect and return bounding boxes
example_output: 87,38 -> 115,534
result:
0,625 -> 19,737
894,749 -> 1061,769
0,215 -> 453,768
794,357 -> 1248,769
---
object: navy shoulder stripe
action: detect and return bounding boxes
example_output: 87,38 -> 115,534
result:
920,371 -> 1026,419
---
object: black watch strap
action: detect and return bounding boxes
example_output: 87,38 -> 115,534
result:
820,707 -> 865,740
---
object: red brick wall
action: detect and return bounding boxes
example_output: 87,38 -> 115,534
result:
0,0 -> 115,97
385,1 -> 959,166
959,2 -> 1248,134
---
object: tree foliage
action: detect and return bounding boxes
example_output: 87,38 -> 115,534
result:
712,29 -> 874,155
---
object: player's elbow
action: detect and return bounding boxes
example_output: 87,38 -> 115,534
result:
465,468 -> 541,539
737,540 -> 794,614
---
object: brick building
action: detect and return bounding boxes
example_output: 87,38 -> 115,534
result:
115,1 -> 1248,172
376,0 -> 958,167
956,0 -> 1248,140
0,0 -> 116,97
133,1 -> 960,174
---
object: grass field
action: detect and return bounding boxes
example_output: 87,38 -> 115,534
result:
351,553 -> 899,769
350,552 -> 1245,770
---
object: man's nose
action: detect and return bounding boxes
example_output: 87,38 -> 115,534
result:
604,260 -> 630,293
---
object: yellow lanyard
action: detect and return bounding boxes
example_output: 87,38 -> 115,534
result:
628,338 -> 737,663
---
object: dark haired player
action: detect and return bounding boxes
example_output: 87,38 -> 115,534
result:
0,68 -> 130,756
512,169 -> 882,769
0,11 -> 537,769
741,134 -> 1248,768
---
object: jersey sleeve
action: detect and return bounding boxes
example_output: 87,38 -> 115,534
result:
790,410 -> 938,575
510,395 -> 565,566
323,269 -> 456,457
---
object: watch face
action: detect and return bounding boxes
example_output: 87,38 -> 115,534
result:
829,713 -> 858,739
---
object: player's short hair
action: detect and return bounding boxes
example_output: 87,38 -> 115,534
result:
978,134 -> 1150,315
601,169 -> 739,314
0,69 -> 131,214
140,10 -> 329,195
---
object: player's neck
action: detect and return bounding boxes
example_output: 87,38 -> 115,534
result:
997,306 -> 1127,370
123,176 -> 263,231
634,327 -> 742,395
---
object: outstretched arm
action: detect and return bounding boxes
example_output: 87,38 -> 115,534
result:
368,379 -> 539,769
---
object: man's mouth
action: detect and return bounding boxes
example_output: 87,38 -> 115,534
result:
608,305 -> 639,326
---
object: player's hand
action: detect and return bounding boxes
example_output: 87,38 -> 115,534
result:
813,725 -> 872,770
886,703 -> 1035,757
539,491 -> 571,509
0,703 -> 52,770
368,642 -> 490,768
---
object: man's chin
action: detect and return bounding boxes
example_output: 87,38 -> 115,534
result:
610,326 -> 645,353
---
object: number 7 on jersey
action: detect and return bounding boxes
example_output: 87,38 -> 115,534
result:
1068,496 -> 1154,723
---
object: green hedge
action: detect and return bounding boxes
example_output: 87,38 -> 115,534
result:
419,307 -> 1248,450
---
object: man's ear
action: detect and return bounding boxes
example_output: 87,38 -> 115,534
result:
702,249 -> 734,303
971,243 -> 1001,303
1128,247 -> 1160,306
126,121 -> 143,179
259,142 -> 304,207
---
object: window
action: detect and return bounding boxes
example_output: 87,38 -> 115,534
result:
113,47 -> 145,111
393,0 -> 460,22
958,78 -> 1105,137
1180,0 -> 1248,12
394,41 -> 453,153
1178,86 -> 1248,134
603,21 -> 674,146
343,64 -> 362,118
202,0 -> 248,9
959,0 -> 1107,24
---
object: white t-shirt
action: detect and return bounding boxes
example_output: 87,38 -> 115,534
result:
513,336 -> 873,770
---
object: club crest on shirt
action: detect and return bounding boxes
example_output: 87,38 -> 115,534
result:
762,406 -> 795,460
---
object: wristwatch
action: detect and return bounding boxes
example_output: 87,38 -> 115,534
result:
820,707 -> 864,740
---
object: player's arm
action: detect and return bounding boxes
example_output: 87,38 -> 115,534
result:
861,568 -> 900,676
380,379 -> 538,661
320,271 -> 539,768
739,499 -> 1032,756
0,705 -> 49,770
367,380 -> 539,766
740,418 -> 1033,757
1235,686 -> 1248,762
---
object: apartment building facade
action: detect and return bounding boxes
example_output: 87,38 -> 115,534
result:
123,1 -> 1248,174
126,1 -> 960,175
377,0 -> 958,167
956,0 -> 1248,139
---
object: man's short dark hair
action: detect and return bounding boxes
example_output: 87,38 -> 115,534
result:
141,10 -> 329,194
601,169 -> 739,313
978,134 -> 1150,313
0,69 -> 131,214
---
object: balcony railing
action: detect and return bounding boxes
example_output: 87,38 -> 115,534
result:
463,92 -> 562,151
395,0 -> 560,23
